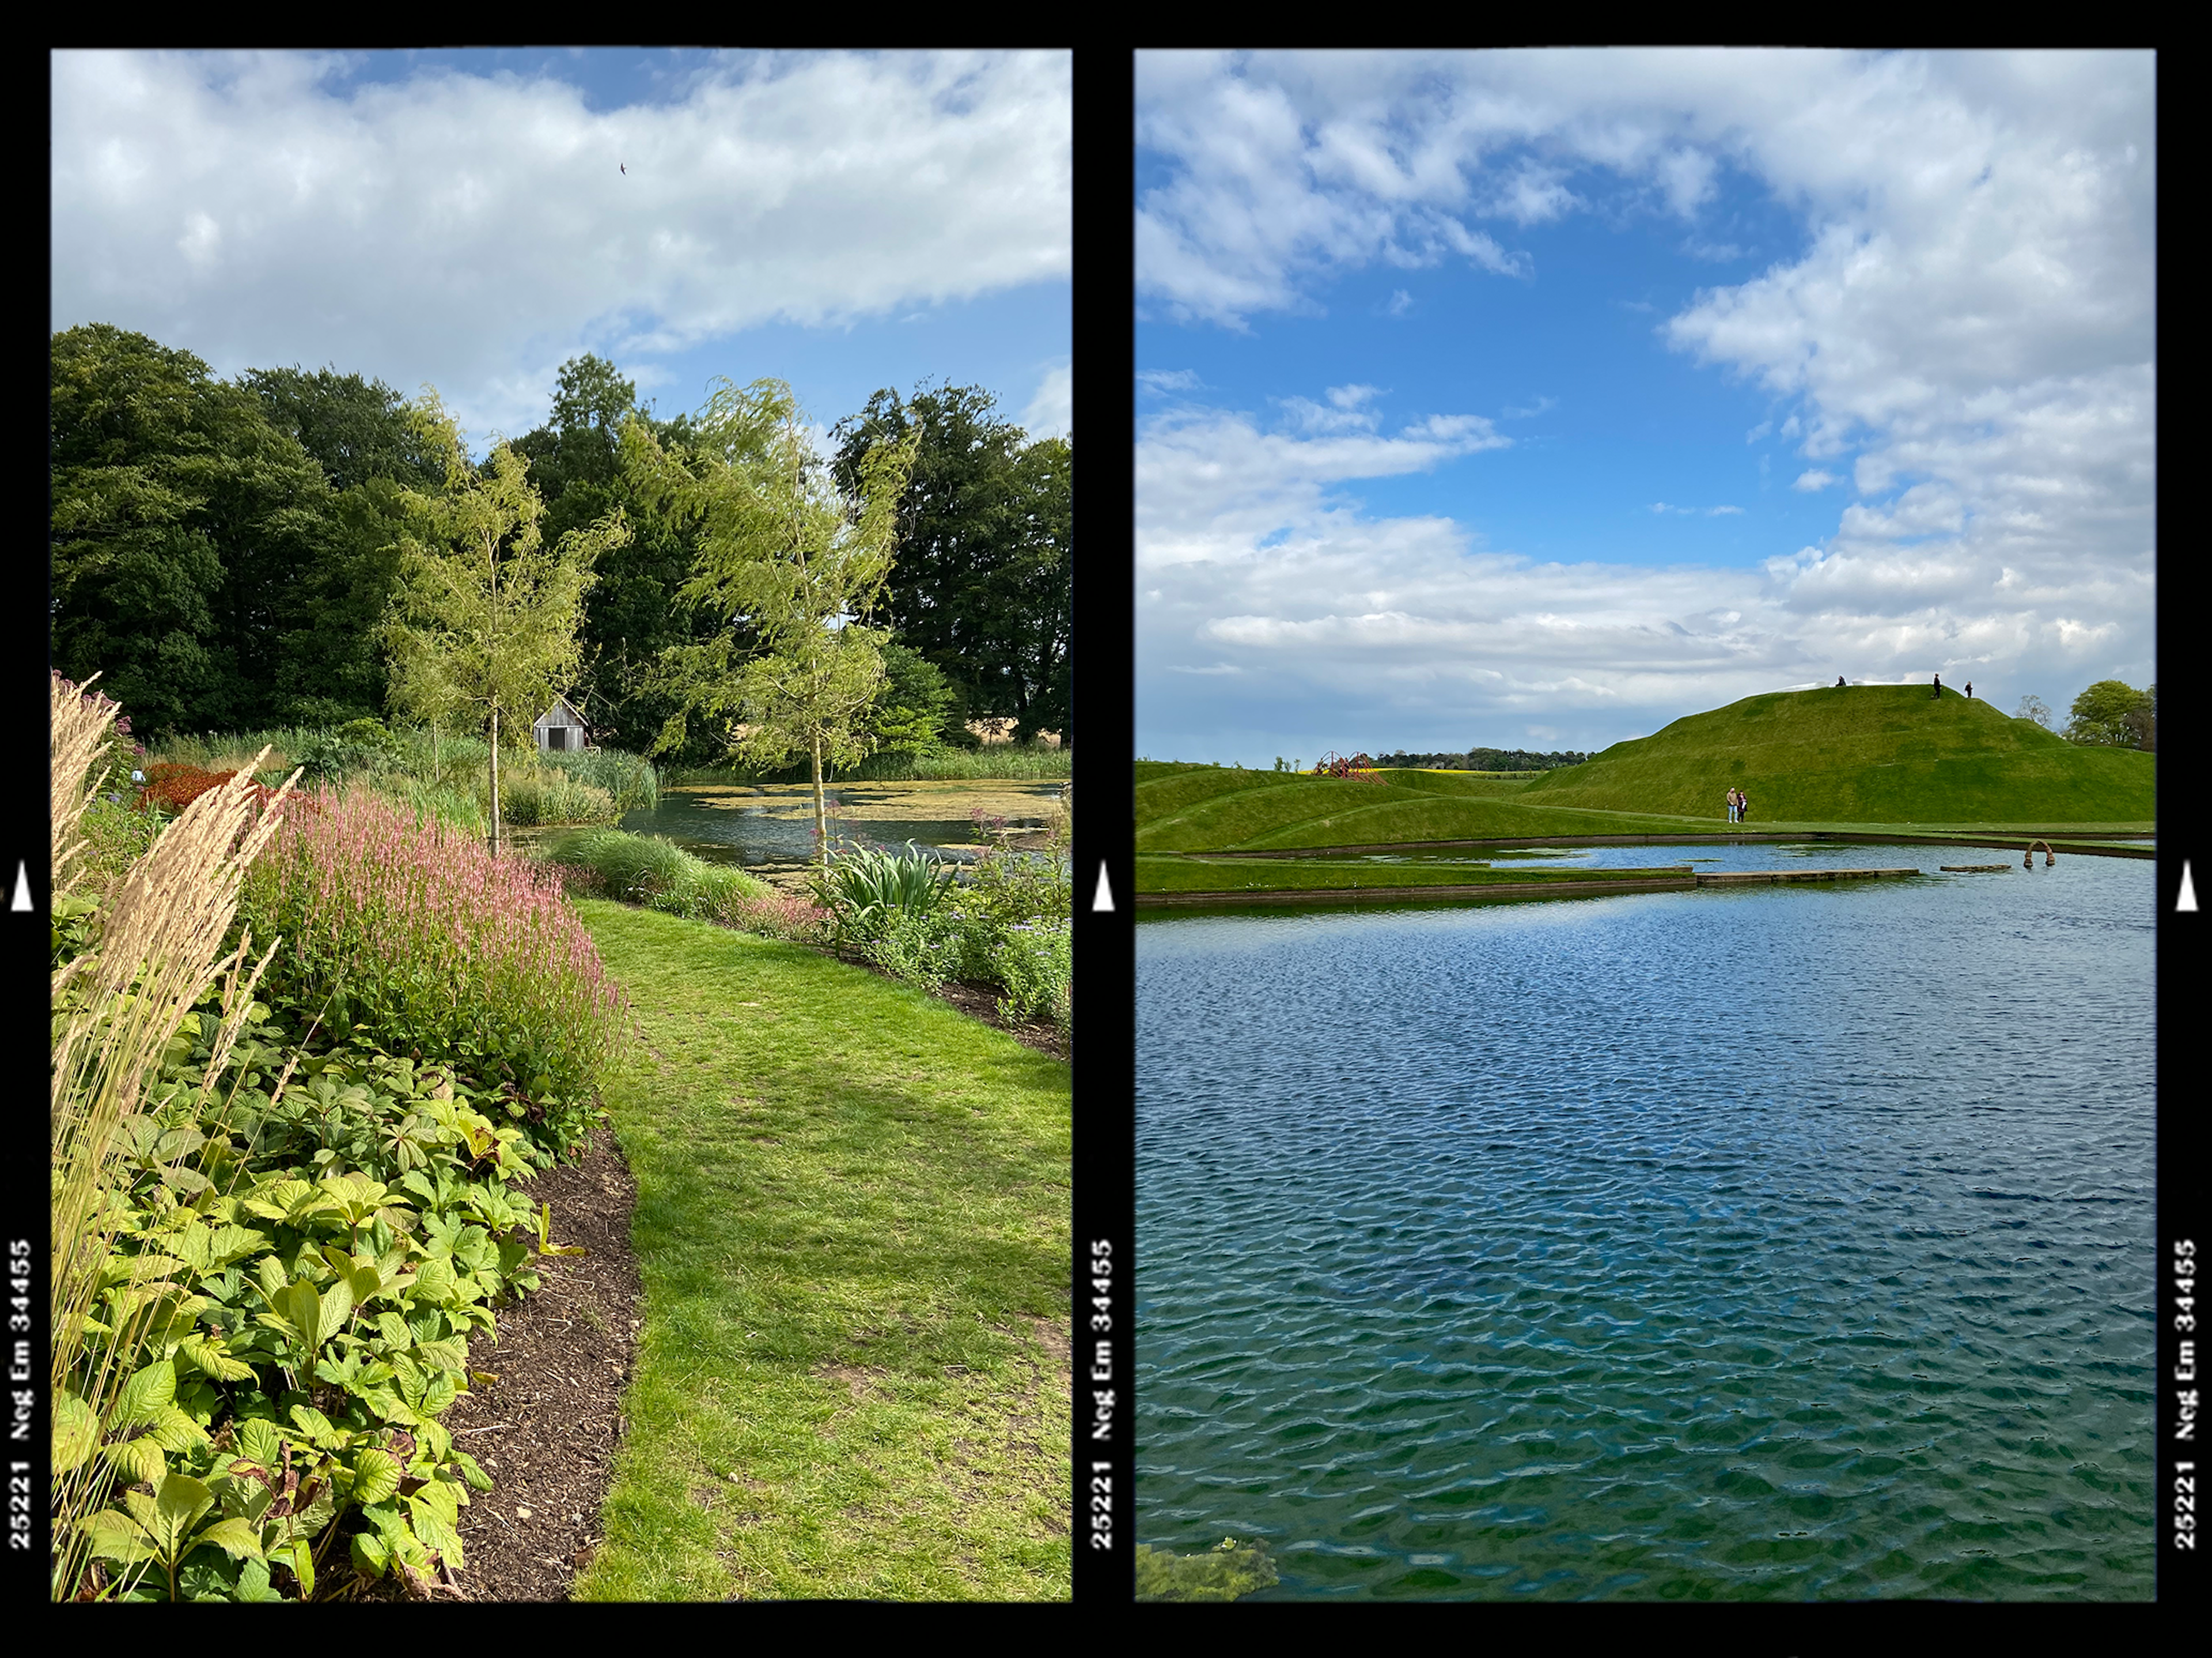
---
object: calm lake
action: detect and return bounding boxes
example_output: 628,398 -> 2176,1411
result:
1135,843 -> 2155,1600
612,778 -> 1068,885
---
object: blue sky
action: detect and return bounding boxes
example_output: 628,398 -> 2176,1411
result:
1135,51 -> 2153,766
54,49 -> 1070,459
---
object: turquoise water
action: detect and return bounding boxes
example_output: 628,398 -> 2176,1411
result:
1135,848 -> 2156,1599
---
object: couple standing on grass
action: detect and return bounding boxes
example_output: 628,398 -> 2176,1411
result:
1726,786 -> 1751,824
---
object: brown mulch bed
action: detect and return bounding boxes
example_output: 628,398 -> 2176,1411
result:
354,1121 -> 644,1602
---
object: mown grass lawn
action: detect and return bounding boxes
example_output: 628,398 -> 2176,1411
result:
566,899 -> 1071,1601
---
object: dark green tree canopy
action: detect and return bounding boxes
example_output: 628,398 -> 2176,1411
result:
831,381 -> 1071,743
237,363 -> 444,493
52,324 -> 343,737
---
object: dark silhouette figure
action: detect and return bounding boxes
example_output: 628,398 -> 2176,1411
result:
1965,681 -> 1973,699
1931,673 -> 1942,699
620,162 -> 627,174
1835,675 -> 1846,687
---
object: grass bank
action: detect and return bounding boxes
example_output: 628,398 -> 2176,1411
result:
569,900 -> 1070,1601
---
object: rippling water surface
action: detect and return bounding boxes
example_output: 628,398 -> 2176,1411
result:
1136,850 -> 2154,1600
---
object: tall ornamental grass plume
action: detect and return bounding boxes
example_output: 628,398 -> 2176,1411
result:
50,672 -> 297,1602
241,786 -> 627,1157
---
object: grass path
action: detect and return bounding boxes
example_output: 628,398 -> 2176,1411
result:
566,899 -> 1071,1600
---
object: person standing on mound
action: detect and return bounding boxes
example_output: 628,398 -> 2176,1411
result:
1965,680 -> 1973,699
1725,786 -> 1738,823
1738,788 -> 1750,823
1931,673 -> 1942,698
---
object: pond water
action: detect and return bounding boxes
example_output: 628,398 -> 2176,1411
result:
1136,846 -> 2155,1600
612,779 -> 1068,885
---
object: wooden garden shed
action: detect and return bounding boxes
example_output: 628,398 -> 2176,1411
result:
532,695 -> 592,753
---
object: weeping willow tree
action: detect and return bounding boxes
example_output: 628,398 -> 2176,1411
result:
381,390 -> 630,856
620,377 -> 918,863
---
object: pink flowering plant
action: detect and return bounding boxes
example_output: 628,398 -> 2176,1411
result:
239,786 -> 628,1160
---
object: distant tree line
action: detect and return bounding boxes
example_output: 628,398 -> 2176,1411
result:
50,325 -> 1071,758
2013,680 -> 2154,752
1369,747 -> 1590,772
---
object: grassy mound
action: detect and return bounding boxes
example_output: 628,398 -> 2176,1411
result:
1137,686 -> 2152,853
1518,684 -> 2153,823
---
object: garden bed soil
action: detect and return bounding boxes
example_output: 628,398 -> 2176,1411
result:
355,1121 -> 643,1602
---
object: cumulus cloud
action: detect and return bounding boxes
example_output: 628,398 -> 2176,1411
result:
1019,361 -> 1070,440
1134,50 -> 2153,757
55,48 -> 1071,441
1138,389 -> 2148,758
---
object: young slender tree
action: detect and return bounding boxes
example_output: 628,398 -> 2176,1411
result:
382,389 -> 629,855
622,377 -> 918,862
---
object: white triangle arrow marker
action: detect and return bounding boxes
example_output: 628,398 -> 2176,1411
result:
2180,860 -> 2199,913
1092,860 -> 1115,913
10,861 -> 30,912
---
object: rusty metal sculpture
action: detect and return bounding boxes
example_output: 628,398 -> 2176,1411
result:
1311,751 -> 1385,783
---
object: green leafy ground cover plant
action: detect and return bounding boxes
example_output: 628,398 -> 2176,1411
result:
562,900 -> 1071,1600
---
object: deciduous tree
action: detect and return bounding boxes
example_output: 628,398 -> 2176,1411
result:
623,377 -> 918,861
381,391 -> 629,856
2064,679 -> 2154,749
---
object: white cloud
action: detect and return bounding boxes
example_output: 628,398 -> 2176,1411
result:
1134,50 -> 2153,756
1138,368 -> 1203,393
1384,287 -> 1415,316
55,48 -> 1071,441
1019,361 -> 1070,440
1138,385 -> 2151,759
1707,504 -> 1743,515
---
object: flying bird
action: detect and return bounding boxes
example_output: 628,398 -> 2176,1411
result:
620,162 -> 626,175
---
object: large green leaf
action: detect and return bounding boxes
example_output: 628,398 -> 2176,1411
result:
350,1446 -> 402,1506
108,1358 -> 177,1436
142,1403 -> 210,1455
145,1472 -> 217,1562
238,1418 -> 285,1467
190,1515 -> 265,1564
53,1389 -> 100,1474
104,1435 -> 167,1487
172,1224 -> 270,1275
79,1508 -> 158,1565
176,1333 -> 257,1383
349,1528 -> 390,1580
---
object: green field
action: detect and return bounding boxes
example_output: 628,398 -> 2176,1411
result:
1137,686 -> 2153,861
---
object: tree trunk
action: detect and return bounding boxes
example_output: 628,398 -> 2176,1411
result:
812,729 -> 827,867
490,705 -> 502,858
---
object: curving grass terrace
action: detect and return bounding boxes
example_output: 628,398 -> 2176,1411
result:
1138,686 -> 2152,903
